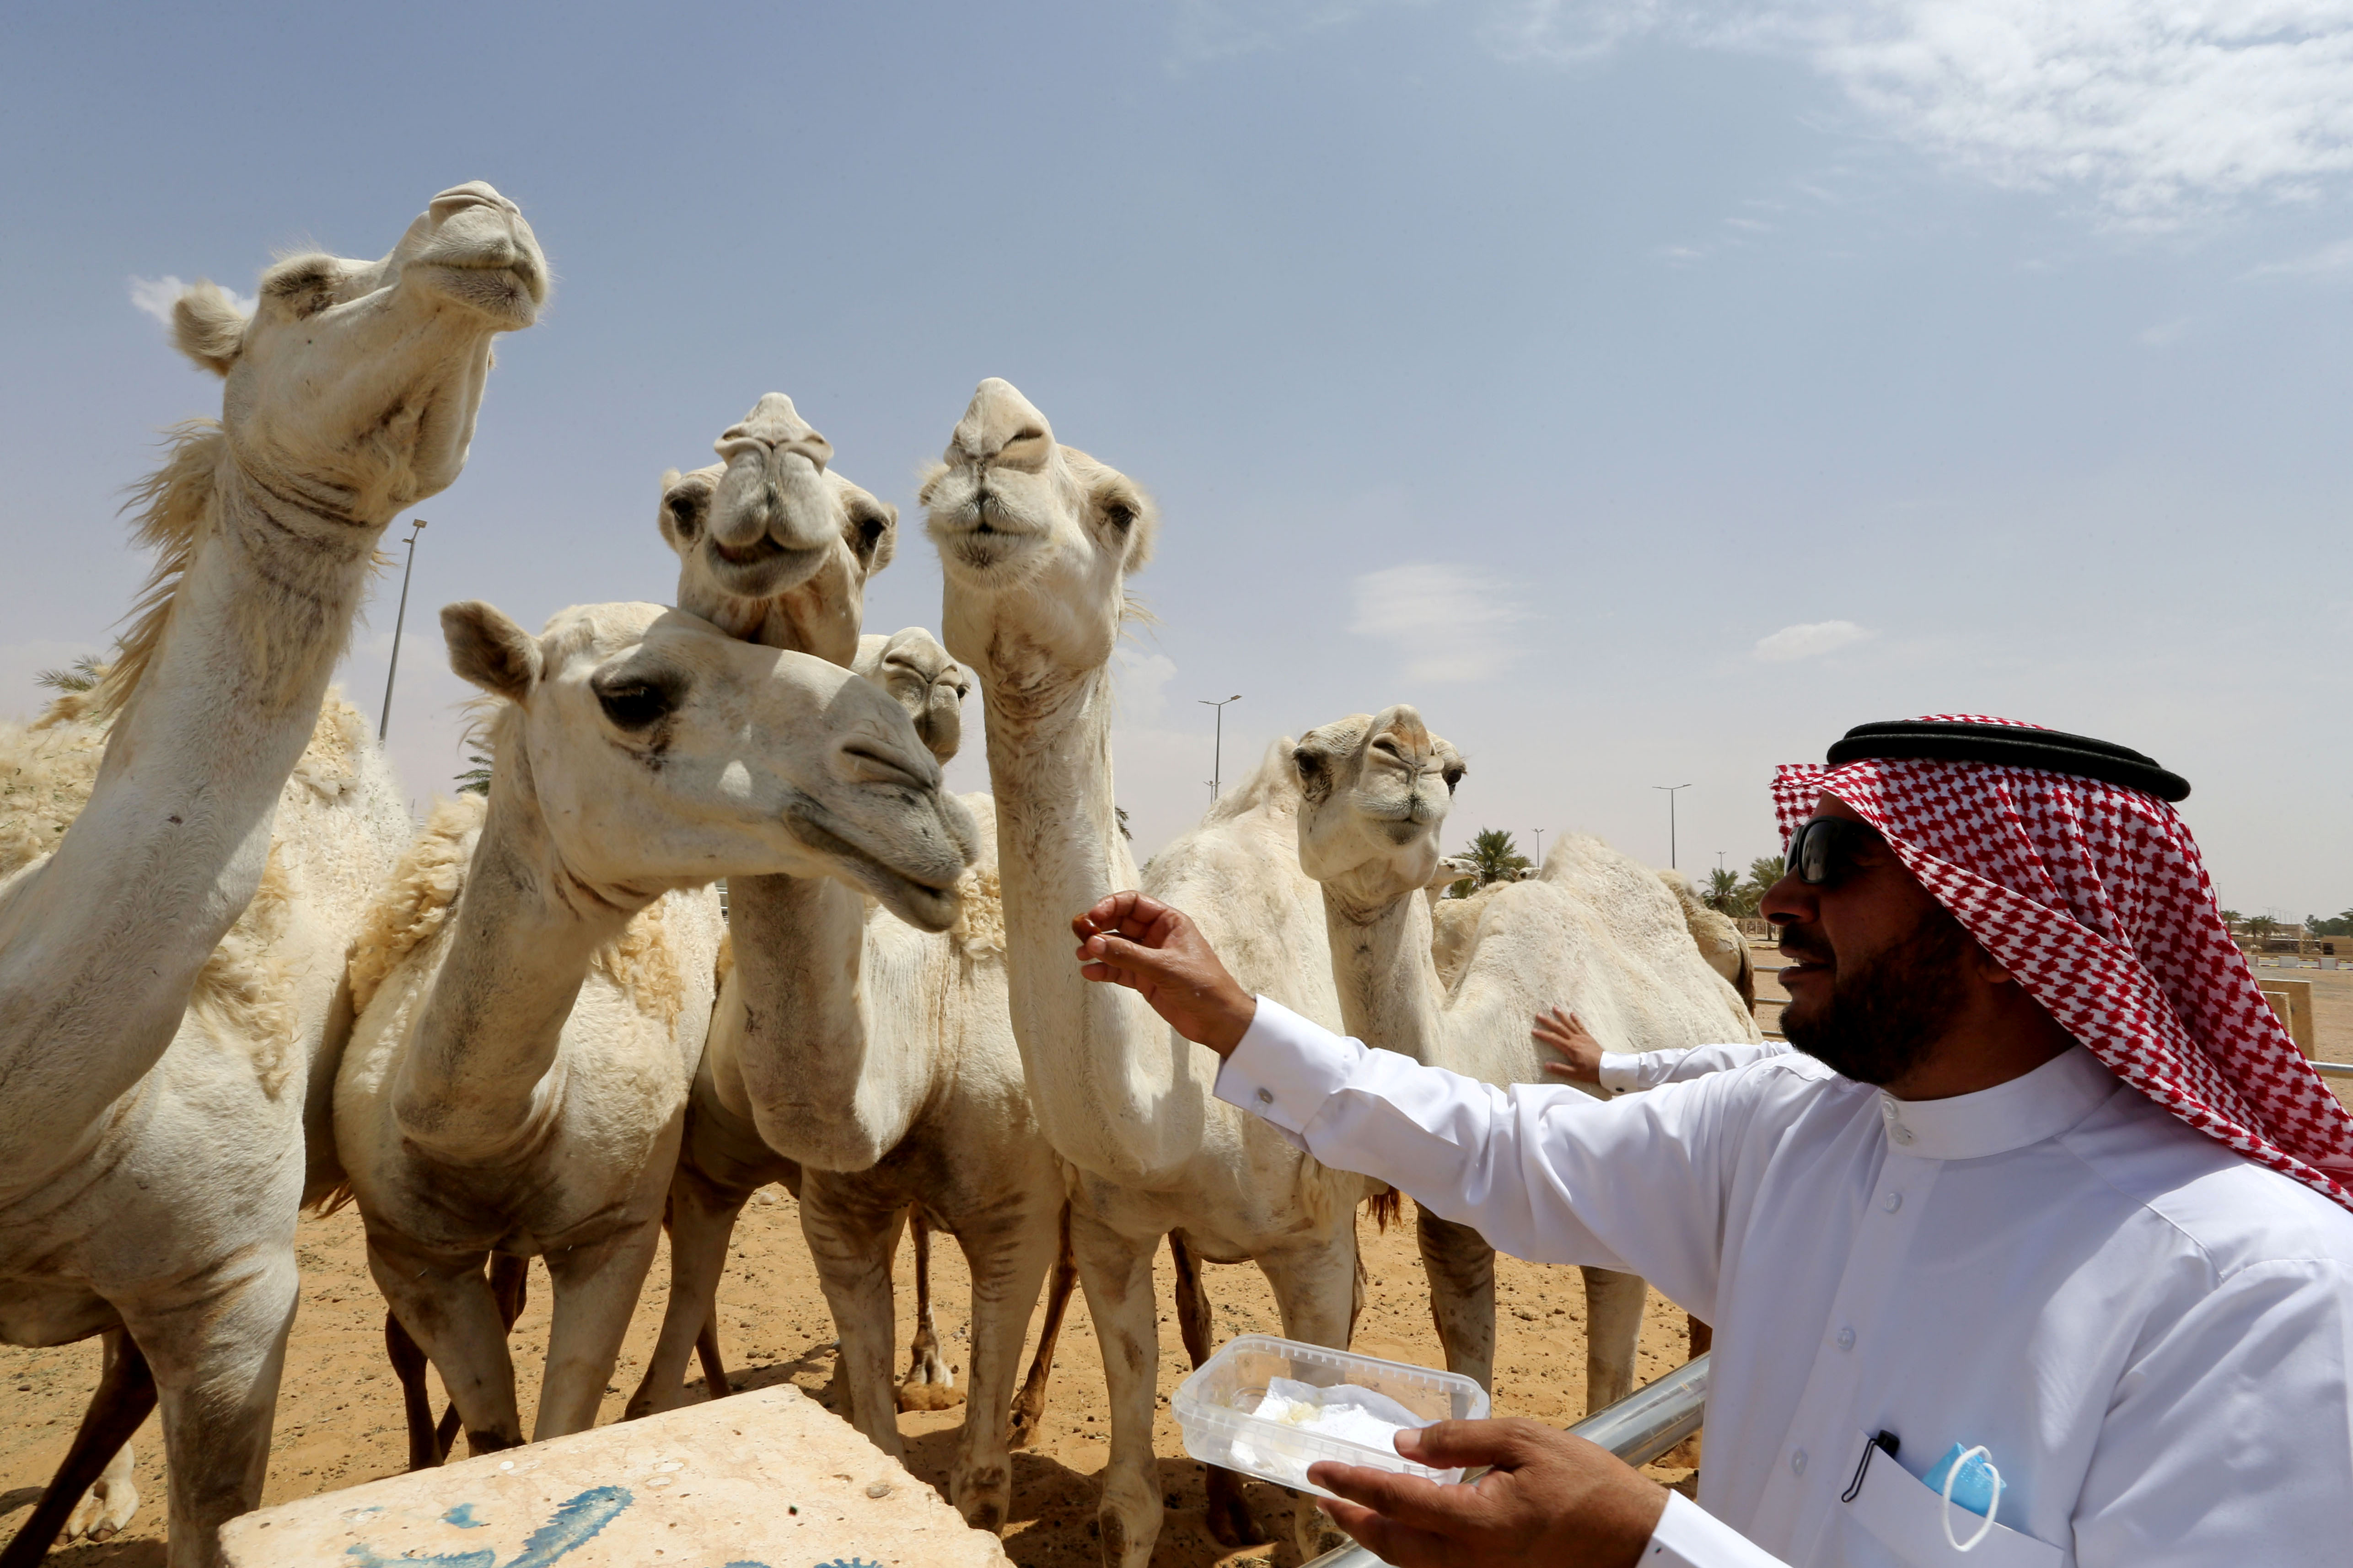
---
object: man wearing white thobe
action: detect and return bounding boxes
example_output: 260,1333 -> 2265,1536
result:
1068,719 -> 2353,1567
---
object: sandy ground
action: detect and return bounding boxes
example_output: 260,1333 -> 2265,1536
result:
2,1171 -> 1701,1568
14,943 -> 2350,1565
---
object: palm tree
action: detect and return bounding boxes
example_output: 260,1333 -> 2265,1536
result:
455,752 -> 494,796
1734,854 -> 1784,916
1446,827 -> 1530,898
33,654 -> 107,694
1702,867 -> 1742,914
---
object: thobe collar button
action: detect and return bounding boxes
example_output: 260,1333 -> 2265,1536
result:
1879,1094 -> 1916,1145
1881,1191 -> 1903,1213
1790,1449 -> 1808,1476
1837,1326 -> 1855,1351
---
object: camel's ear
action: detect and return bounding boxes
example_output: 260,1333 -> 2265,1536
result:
171,281 -> 248,376
1292,726 -> 1346,806
658,470 -> 711,551
442,601 -> 542,702
849,497 -> 899,575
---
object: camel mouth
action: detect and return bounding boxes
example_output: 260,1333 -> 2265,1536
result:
782,804 -> 968,934
415,253 -> 546,323
699,535 -> 831,600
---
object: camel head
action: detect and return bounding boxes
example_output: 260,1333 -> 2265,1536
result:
441,600 -> 978,932
169,181 -> 546,526
922,378 -> 1158,684
854,628 -> 969,765
1291,705 -> 1466,911
659,394 -> 897,665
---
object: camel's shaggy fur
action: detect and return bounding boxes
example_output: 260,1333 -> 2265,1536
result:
89,423 -> 233,719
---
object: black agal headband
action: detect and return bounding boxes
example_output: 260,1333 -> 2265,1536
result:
1824,720 -> 2191,803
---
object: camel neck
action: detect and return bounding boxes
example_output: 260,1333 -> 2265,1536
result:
391,753 -> 648,1163
1321,887 -> 1448,1068
977,664 -> 1205,1185
720,870 -> 931,1171
0,454 -> 385,1185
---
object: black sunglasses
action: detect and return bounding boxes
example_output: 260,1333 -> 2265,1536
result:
1787,816 -> 1886,887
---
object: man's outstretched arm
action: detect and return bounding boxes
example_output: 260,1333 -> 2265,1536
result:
1074,892 -> 1787,1568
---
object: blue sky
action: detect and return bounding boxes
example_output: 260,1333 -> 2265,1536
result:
5,1 -> 2349,915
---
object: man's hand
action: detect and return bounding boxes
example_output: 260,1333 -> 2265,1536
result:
1308,1418 -> 1667,1568
1072,891 -> 1256,1056
1533,1006 -> 1605,1086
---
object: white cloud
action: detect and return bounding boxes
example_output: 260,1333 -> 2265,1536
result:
1488,1 -> 2353,228
1753,618 -> 1875,661
1115,648 -> 1179,725
1350,563 -> 1534,683
2246,235 -> 2353,276
128,275 -> 256,327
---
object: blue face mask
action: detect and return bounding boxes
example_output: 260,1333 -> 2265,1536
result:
1923,1442 -> 2004,1552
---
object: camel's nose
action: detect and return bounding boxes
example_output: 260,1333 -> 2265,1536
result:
951,378 -> 1053,463
715,392 -> 833,473
429,183 -> 516,225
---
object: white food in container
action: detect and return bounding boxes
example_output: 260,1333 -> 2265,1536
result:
1171,1334 -> 1490,1499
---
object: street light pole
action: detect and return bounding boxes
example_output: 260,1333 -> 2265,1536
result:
378,519 -> 428,742
1531,828 -> 1545,866
1199,694 -> 1242,801
1652,783 -> 1692,870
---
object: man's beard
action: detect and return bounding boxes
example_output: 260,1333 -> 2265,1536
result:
1778,904 -> 1982,1086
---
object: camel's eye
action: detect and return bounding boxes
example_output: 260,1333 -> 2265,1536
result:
667,493 -> 703,539
852,508 -> 890,562
1442,765 -> 1465,793
593,671 -> 684,732
1103,502 -> 1134,532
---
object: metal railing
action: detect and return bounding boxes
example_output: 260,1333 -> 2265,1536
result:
1300,1353 -> 1711,1568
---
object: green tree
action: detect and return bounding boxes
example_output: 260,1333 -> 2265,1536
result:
1702,867 -> 1742,914
33,655 -> 107,694
1446,828 -> 1530,897
456,752 -> 494,795
1733,854 -> 1785,916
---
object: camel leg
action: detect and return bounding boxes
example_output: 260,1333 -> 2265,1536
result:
799,1175 -> 907,1459
694,1319 -> 730,1401
0,1328 -> 156,1568
533,1224 -> 661,1441
1171,1233 -> 1261,1549
899,1208 -> 959,1405
627,1168 -> 750,1418
1414,1207 -> 1497,1389
430,1255 -> 530,1458
1007,1205 -> 1075,1450
1068,1209 -> 1166,1568
126,1248 -> 300,1568
367,1237 -> 524,1455
1581,1266 -> 1647,1413
384,1311 -> 443,1471
62,1429 -> 140,1546
943,1196 -> 1061,1535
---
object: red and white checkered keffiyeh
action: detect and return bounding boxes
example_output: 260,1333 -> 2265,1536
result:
1774,714 -> 2353,1213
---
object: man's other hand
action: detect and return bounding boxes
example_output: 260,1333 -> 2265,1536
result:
1533,1006 -> 1606,1086
1073,892 -> 1256,1056
1308,1418 -> 1666,1568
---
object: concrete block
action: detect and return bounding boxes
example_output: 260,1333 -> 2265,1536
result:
2261,979 -> 2316,1056
218,1383 -> 1009,1568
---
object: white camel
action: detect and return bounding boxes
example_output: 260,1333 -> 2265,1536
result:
0,682 -> 411,1545
627,406 -> 1066,1534
1659,869 -> 1757,1011
0,183 -> 543,1568
332,598 -> 976,1457
1290,706 -> 1761,1411
927,379 -> 1381,1566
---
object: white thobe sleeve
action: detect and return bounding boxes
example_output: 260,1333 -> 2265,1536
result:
1598,1041 -> 1794,1095
1213,996 -> 1737,1315
2071,1256 -> 2353,1566
1644,1492 -> 1795,1565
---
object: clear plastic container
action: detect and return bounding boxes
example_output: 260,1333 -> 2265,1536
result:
1171,1333 -> 1490,1499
